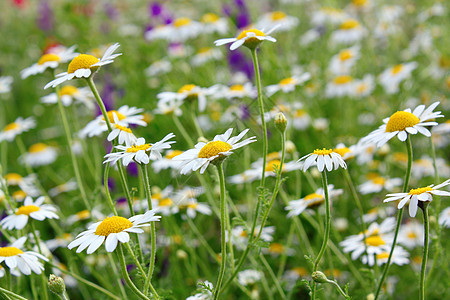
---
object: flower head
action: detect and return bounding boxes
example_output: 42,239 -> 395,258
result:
21,46 -> 77,79
0,117 -> 36,142
298,148 -> 347,172
0,237 -> 48,275
214,27 -> 277,50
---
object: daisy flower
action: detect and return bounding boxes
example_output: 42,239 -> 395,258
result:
378,62 -> 418,94
255,11 -> 299,32
311,7 -> 348,26
228,226 -> 275,250
384,179 -> 450,217
44,43 -> 122,89
0,117 -> 36,142
214,83 -> 256,100
237,269 -> 262,286
325,75 -> 355,98
328,45 -> 360,75
265,73 -> 311,97
298,148 -> 347,172
352,74 -> 375,98
358,174 -> 402,194
363,206 -> 396,223
103,134 -> 175,166
67,210 -> 161,254
362,245 -> 409,266
40,85 -> 94,109
214,27 -> 277,50
439,207 -> 450,228
1,196 -> 59,230
20,46 -> 77,79
157,84 -> 218,112
145,59 -> 172,77
333,143 -> 356,161
292,107 -> 311,130
398,221 -> 424,249
167,18 -> 203,42
0,237 -> 48,275
173,128 -> 256,174
191,47 -> 223,67
4,173 -> 40,197
361,102 -> 443,147
331,19 -> 367,45
152,150 -> 184,173
20,143 -> 58,167
106,112 -> 137,146
154,98 -> 183,116
176,199 -> 212,219
285,185 -> 343,217
0,76 -> 13,94
200,12 -> 228,34
48,179 -> 78,197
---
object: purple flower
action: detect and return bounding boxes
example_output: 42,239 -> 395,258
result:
227,50 -> 254,79
149,2 -> 163,16
37,0 -> 54,32
105,3 -> 118,20
127,162 -> 139,177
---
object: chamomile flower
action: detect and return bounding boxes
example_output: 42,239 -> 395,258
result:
384,179 -> 450,217
191,47 -> 223,67
325,75 -> 355,98
0,237 -> 48,275
152,150 -> 184,173
0,117 -> 36,142
40,85 -> 94,109
328,45 -> 360,75
1,196 -> 58,230
186,280 -> 214,300
362,246 -> 409,266
157,84 -> 218,112
167,18 -> 203,42
361,102 -> 443,147
106,113 -> 137,146
358,173 -> 402,194
331,19 -> 367,45
154,98 -> 183,116
174,128 -> 256,174
265,73 -> 311,97
439,207 -> 450,228
363,206 -> 396,223
378,62 -> 418,94
0,76 -> 13,94
238,269 -> 262,286
292,107 -> 311,130
44,43 -> 122,89
398,221 -> 424,249
333,143 -> 356,161
299,148 -> 347,172
67,210 -> 161,254
4,173 -> 40,197
412,156 -> 450,179
104,134 -> 175,166
285,185 -> 343,217
311,7 -> 348,26
214,27 -> 277,50
176,199 -> 212,219
214,83 -> 256,100
145,59 -> 172,77
252,159 -> 302,179
20,46 -> 77,79
228,226 -> 275,251
48,179 -> 77,197
255,11 -> 299,32
352,74 -> 375,98
20,143 -> 58,167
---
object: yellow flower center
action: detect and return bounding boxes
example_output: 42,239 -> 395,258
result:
391,64 -> 403,75
339,50 -> 353,61
16,205 -> 40,215
29,143 -> 48,153
352,0 -> 368,6
240,230 -> 248,237
393,152 -> 408,163
313,148 -> 333,155
333,75 -> 353,84
407,231 -> 417,239
237,29 -> 265,40
197,47 -> 212,54
12,190 -> 27,200
174,18 -> 191,27
371,177 -> 386,185
165,150 -> 183,160
279,77 -> 295,85
5,173 -> 22,183
304,193 -> 323,201
356,83 -> 368,93
67,54 -> 100,74
76,210 -> 90,220
158,198 -> 173,207
265,160 -> 283,172
295,109 -> 306,117
178,84 -> 196,94
408,186 -> 432,195
340,19 -> 360,30
201,13 -> 219,23
376,252 -> 390,260
0,247 -> 23,257
385,111 -> 420,132
198,141 -> 232,158
333,147 -> 350,158
230,84 -> 244,91
58,85 -> 78,97
126,144 -> 151,153
269,243 -> 284,254
292,267 -> 308,276
267,152 -> 280,161
271,11 -> 287,21
365,235 -> 386,247
38,53 -> 60,65
4,122 -> 19,132
114,124 -> 132,133
105,110 -> 126,123
95,216 -> 133,236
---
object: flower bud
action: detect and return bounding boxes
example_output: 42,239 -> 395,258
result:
48,274 -> 66,296
274,112 -> 287,133
176,249 -> 188,260
285,140 -> 296,154
312,271 -> 328,283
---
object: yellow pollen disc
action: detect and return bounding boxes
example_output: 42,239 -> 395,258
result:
279,77 -> 295,85
385,111 -> 420,132
304,193 -> 323,201
340,19 -> 360,30
333,75 -> 353,84
12,190 -> 27,200
339,50 -> 353,61
265,160 -> 283,172
407,232 -> 417,239
38,53 -> 60,65
295,109 -> 306,117
368,208 -> 378,214
29,143 -> 48,153
158,198 -> 173,207
165,150 -> 183,159
172,235 -> 182,244
293,267 -> 308,276
376,252 -> 390,260
174,18 -> 191,27
188,203 -> 198,209
201,13 -> 219,23
371,177 -> 386,185
4,122 -> 19,132
76,210 -> 90,220
230,84 -> 244,91
313,148 -> 333,155
95,216 -> 133,236
115,124 -> 132,133
0,247 -> 23,257
197,47 -> 212,54
333,147 -> 350,157
16,205 -> 40,215
198,141 -> 232,159
58,85 -> 78,97
356,83 -> 368,93
352,0 -> 368,6
178,84 -> 196,94
126,144 -> 151,153
267,152 -> 280,161
391,64 -> 404,75
269,243 -> 284,253
365,235 -> 385,247
408,186 -> 432,195
237,29 -> 265,40
5,173 -> 22,183
271,11 -> 287,21
105,110 -> 126,123
67,54 -> 99,74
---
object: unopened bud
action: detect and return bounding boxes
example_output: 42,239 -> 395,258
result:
285,140 -> 296,154
312,271 -> 328,283
274,112 -> 287,133
48,274 -> 66,296
176,249 -> 188,260
366,293 -> 375,300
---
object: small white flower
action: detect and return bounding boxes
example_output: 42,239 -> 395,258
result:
298,148 -> 347,172
20,143 -> 58,167
398,221 -> 424,249
0,76 -> 13,94
0,237 -> 48,275
40,85 -> 94,109
0,117 -> 36,142
378,62 -> 418,94
286,185 -> 343,217
106,112 -> 137,146
237,269 -> 262,286
439,207 -> 450,228
362,245 -> 409,266
214,27 -> 277,50
331,19 -> 367,45
358,175 -> 402,194
265,73 -> 311,97
157,84 -> 218,112
328,45 -> 360,75
255,11 -> 299,32
21,46 -> 77,79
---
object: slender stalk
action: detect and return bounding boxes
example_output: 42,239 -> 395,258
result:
420,203 -> 430,300
0,287 -> 27,300
124,242 -> 148,281
103,161 -> 118,215
259,253 -> 286,298
374,136 -> 413,299
311,170 -> 331,300
327,279 -> 350,299
214,163 -> 227,300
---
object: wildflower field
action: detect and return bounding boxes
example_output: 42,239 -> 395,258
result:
1,0 -> 449,299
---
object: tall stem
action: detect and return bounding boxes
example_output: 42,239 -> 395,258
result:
214,163 -> 227,299
311,170 -> 330,300
374,136 -> 413,299
420,203 -> 429,300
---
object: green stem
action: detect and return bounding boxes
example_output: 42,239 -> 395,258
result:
259,253 -> 286,298
0,288 -> 27,300
124,242 -> 148,281
420,203 -> 429,300
327,279 -> 350,299
374,136 -> 413,299
103,161 -> 118,215
311,170 -> 331,300
214,163 -> 227,300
